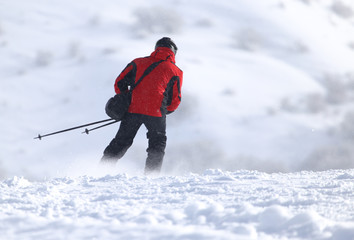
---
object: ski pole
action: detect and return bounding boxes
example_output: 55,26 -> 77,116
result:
82,120 -> 118,134
34,118 -> 114,140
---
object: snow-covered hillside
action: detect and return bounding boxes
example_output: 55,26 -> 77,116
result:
1,0 -> 354,239
2,0 -> 354,178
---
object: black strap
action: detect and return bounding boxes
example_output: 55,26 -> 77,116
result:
130,59 -> 165,91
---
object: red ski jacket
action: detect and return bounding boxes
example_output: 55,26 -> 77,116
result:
114,47 -> 183,117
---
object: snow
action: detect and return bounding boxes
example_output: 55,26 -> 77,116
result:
1,0 -> 354,239
1,169 -> 354,239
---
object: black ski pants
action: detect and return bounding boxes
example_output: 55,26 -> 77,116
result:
101,113 -> 167,173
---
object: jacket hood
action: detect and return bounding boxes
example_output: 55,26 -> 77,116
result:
150,47 -> 176,63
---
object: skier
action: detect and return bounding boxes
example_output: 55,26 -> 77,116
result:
101,37 -> 183,174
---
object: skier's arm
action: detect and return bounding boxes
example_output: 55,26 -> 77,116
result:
114,62 -> 137,94
167,74 -> 183,114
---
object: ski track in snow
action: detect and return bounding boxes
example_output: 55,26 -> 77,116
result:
1,169 -> 354,240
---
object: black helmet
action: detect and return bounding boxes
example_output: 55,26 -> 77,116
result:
155,37 -> 178,55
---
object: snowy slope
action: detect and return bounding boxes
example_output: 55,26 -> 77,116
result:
1,0 -> 354,178
1,169 -> 354,239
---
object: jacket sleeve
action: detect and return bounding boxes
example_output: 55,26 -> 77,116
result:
166,73 -> 183,113
114,62 -> 136,94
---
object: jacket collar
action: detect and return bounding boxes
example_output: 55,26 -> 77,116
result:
150,47 -> 176,63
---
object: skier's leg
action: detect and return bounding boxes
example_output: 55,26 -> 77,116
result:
143,116 -> 167,174
101,113 -> 142,164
